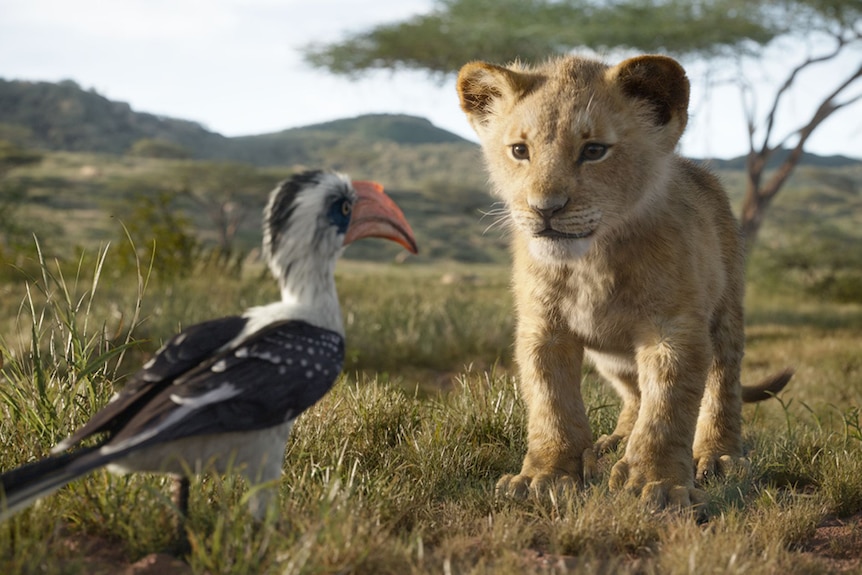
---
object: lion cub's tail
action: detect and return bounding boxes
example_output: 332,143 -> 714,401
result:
741,368 -> 794,402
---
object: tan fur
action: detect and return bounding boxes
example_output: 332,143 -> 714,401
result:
457,54 -> 790,507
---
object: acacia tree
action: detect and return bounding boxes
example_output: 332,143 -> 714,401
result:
304,0 -> 862,248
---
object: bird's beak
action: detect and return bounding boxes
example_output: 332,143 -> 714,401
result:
344,181 -> 418,254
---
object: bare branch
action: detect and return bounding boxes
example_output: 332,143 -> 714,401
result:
760,62 -> 862,205
777,61 -> 862,150
758,38 -> 848,154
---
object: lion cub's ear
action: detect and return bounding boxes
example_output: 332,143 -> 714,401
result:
607,55 -> 690,148
457,61 -> 538,135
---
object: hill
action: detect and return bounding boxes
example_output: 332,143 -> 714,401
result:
701,149 -> 862,171
276,114 -> 469,145
212,114 -> 472,167
0,78 -> 227,155
0,78 -> 471,167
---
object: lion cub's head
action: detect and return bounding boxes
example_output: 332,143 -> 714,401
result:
457,55 -> 690,263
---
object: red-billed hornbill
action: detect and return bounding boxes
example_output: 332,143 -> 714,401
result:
0,169 -> 417,522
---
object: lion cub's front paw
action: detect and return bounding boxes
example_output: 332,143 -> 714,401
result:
495,472 -> 577,499
695,454 -> 751,482
609,459 -> 707,510
496,448 -> 597,499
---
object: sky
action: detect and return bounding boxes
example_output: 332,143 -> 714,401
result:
1,0 -> 860,160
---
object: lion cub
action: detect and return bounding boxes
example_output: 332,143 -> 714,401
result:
457,54 -> 791,508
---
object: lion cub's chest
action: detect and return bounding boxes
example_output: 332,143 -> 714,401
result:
536,262 -> 637,355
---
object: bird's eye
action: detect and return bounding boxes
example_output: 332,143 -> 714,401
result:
328,198 -> 353,234
511,143 -> 530,161
580,143 -> 609,162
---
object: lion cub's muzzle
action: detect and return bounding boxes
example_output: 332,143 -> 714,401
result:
522,201 -> 603,240
516,203 -> 603,262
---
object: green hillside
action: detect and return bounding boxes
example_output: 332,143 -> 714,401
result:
210,114 -> 475,168
0,78 -> 226,155
0,146 -> 503,267
0,78 -> 501,265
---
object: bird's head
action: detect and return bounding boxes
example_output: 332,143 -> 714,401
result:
262,170 -> 417,287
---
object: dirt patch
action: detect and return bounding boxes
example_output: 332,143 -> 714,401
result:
61,535 -> 193,575
799,511 -> 862,573
125,553 -> 192,575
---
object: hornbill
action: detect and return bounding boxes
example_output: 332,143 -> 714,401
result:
0,169 -> 418,522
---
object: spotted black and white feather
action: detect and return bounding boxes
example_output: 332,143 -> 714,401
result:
0,169 -> 411,522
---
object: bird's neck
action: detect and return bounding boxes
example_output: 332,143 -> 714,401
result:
275,256 -> 344,334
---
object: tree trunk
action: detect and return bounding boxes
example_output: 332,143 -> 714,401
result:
740,152 -> 767,249
739,146 -> 804,252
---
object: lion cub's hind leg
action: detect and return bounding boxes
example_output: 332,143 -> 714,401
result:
607,323 -> 712,509
693,305 -> 748,481
588,351 -> 640,455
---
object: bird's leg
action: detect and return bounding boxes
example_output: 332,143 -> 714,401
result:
171,475 -> 191,555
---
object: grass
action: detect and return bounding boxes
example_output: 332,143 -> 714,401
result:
1,241 -> 861,574
1,152 -> 861,573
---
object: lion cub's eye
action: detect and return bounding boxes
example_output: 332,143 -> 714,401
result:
580,143 -> 608,162
510,143 -> 530,161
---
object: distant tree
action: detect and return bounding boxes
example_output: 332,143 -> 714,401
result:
305,0 -> 779,76
170,162 -> 273,260
304,0 -> 862,249
128,138 -> 192,159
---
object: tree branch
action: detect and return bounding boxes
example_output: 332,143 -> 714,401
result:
760,61 -> 862,204
774,60 -> 862,151
758,37 -> 847,155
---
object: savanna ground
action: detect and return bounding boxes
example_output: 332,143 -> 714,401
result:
1,157 -> 862,573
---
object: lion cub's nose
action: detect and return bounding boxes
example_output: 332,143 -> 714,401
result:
530,198 -> 569,222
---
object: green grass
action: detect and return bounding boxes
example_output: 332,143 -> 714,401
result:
1,242 -> 862,574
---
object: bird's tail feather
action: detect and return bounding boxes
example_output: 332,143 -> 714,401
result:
0,446 -> 106,522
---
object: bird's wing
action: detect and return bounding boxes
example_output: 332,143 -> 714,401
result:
99,320 -> 345,455
53,315 -> 249,452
